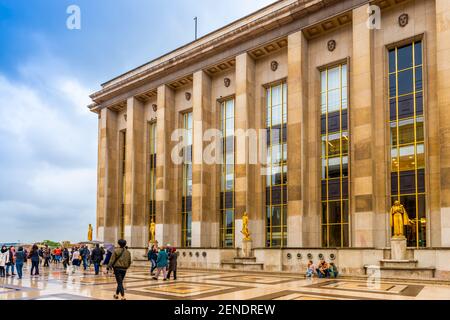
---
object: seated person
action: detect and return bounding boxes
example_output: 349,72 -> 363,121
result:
328,262 -> 339,278
306,260 -> 315,278
316,259 -> 329,278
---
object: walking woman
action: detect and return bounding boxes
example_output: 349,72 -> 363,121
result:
152,247 -> 168,281
28,244 -> 40,276
166,247 -> 177,280
15,247 -> 26,279
108,239 -> 131,300
71,248 -> 81,274
0,246 -> 9,278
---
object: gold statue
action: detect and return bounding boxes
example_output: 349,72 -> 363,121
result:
241,212 -> 251,241
390,200 -> 411,238
150,219 -> 156,241
88,224 -> 93,241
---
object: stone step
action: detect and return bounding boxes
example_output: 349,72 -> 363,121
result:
364,265 -> 435,279
221,261 -> 264,271
380,260 -> 418,268
233,257 -> 257,263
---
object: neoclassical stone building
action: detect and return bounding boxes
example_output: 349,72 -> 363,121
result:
89,0 -> 450,278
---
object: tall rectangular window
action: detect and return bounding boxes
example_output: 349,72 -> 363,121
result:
265,82 -> 287,248
220,98 -> 235,247
147,122 -> 157,241
389,41 -> 426,247
320,63 -> 349,248
120,130 -> 126,240
181,112 -> 193,247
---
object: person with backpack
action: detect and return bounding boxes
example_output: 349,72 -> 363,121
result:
91,244 -> 104,275
29,244 -> 40,276
14,247 -> 26,279
108,239 -> 132,300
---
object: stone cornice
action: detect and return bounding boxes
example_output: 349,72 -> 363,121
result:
89,0 -> 347,109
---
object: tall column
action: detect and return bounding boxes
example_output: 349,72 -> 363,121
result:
287,30 -> 308,247
192,70 -> 213,247
235,53 -> 257,247
124,97 -> 146,247
155,85 -> 176,246
436,0 -> 450,246
98,107 -> 119,244
351,4 -> 375,247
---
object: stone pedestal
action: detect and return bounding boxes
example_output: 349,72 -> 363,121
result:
390,237 -> 407,260
241,239 -> 252,258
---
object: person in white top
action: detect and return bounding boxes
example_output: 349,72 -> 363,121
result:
0,245 -> 10,277
71,249 -> 81,274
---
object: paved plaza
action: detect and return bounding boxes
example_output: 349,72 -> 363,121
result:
0,265 -> 449,300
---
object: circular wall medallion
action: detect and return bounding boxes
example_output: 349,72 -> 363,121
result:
224,78 -> 231,88
202,252 -> 207,257
297,253 -> 302,259
307,253 -> 313,259
185,92 -> 192,101
152,104 -> 157,112
189,252 -> 193,257
327,40 -> 336,52
270,60 -> 279,72
182,252 -> 186,257
318,253 -> 324,260
330,253 -> 336,261
195,252 -> 199,257
287,253 -> 292,259
399,13 -> 409,27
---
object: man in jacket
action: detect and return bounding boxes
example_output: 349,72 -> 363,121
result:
108,239 -> 131,300
91,244 -> 105,275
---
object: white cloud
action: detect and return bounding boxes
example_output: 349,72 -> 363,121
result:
0,67 -> 97,243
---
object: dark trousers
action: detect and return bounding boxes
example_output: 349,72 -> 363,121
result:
167,269 -> 177,280
114,268 -> 127,296
0,266 -> 5,277
31,261 -> 39,275
43,257 -> 49,267
94,262 -> 100,275
150,259 -> 156,274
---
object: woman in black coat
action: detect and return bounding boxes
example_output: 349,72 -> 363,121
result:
166,248 -> 177,280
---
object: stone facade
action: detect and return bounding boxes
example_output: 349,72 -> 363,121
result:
90,0 -> 450,278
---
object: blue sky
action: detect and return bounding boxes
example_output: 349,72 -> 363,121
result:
0,0 -> 274,243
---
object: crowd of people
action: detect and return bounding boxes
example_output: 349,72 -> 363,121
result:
0,239 -> 179,301
147,244 -> 178,281
0,243 -> 115,279
305,258 -> 339,278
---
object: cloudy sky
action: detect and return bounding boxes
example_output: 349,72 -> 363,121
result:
0,0 -> 274,243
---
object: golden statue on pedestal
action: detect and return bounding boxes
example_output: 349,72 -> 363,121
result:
150,219 -> 156,241
390,200 -> 411,238
241,212 -> 251,241
88,224 -> 93,241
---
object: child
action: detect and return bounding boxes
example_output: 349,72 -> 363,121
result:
306,260 -> 315,278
